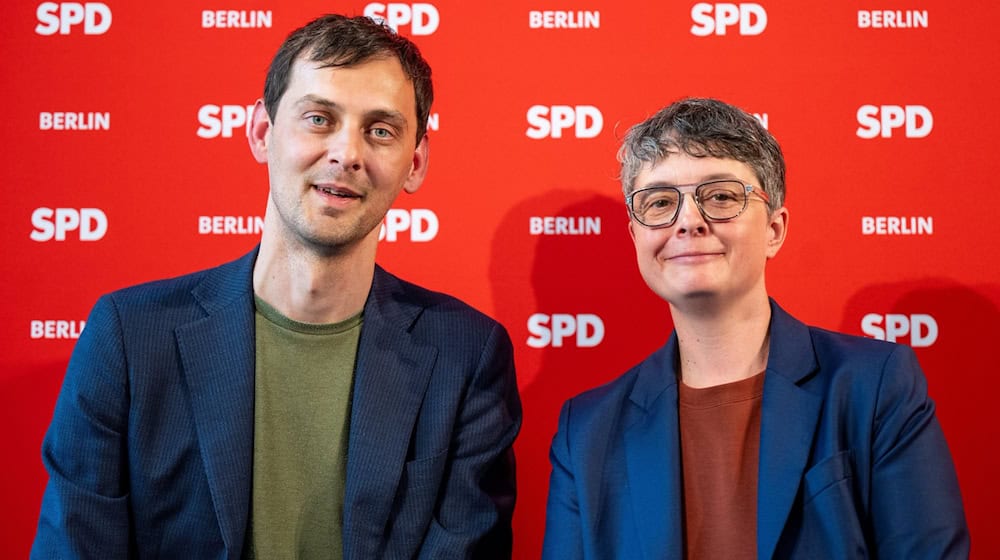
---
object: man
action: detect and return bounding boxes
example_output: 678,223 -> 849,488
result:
542,98 -> 968,558
33,14 -> 521,559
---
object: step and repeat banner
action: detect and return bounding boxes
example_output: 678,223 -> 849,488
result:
2,1 -> 998,557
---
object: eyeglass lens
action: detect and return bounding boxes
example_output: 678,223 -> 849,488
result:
631,180 -> 748,226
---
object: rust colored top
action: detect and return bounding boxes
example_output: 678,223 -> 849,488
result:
679,372 -> 765,560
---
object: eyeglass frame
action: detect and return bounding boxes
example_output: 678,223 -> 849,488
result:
625,179 -> 772,228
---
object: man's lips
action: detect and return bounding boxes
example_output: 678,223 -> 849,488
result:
313,183 -> 362,198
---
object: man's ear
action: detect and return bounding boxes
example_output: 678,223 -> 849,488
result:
765,206 -> 789,259
247,100 -> 271,164
402,135 -> 429,194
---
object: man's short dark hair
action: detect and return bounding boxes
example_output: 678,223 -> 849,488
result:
263,14 -> 434,143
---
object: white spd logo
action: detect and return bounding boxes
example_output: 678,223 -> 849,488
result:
525,105 -> 603,139
690,3 -> 767,36
861,313 -> 938,347
364,3 -> 439,35
36,2 -> 111,35
197,105 -> 254,139
856,105 -> 933,139
379,209 -> 439,242
30,208 -> 108,241
526,313 -> 605,348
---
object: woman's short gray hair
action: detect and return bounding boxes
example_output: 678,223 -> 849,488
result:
617,98 -> 785,211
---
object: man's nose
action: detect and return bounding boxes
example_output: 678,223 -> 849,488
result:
327,127 -> 363,171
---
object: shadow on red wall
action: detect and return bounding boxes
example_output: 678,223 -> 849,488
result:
489,191 -> 671,555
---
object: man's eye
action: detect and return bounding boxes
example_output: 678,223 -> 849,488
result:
371,127 -> 392,139
308,115 -> 328,126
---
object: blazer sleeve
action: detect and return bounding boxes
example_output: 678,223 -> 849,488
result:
417,322 -> 522,560
32,295 -> 133,560
542,399 -> 585,560
868,344 -> 970,558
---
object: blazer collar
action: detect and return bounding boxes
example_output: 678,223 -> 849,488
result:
177,256 -> 440,558
342,266 -> 439,556
624,337 -> 683,560
628,334 -> 679,412
622,299 -> 823,560
174,252 -> 444,557
175,248 -> 258,558
763,299 -> 820,385
757,299 -> 822,560
627,298 -> 818,403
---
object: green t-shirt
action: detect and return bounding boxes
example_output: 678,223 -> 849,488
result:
247,295 -> 361,559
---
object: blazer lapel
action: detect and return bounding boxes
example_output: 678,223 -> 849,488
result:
343,267 -> 438,556
624,339 -> 684,560
756,301 -> 823,560
176,251 -> 257,558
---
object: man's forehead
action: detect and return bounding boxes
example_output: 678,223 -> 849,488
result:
295,47 -> 390,68
293,49 -> 403,74
283,54 -> 415,107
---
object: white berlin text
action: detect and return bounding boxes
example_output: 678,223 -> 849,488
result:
202,10 -> 272,29
199,216 -> 264,235
858,10 -> 928,28
39,112 -> 110,131
861,216 -> 933,235
529,216 -> 601,235
529,11 -> 600,29
31,320 -> 86,339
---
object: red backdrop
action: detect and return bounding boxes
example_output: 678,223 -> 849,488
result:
2,1 -> 998,557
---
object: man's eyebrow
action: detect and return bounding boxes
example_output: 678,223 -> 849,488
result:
293,95 -> 340,111
291,96 -> 409,130
366,109 -> 409,130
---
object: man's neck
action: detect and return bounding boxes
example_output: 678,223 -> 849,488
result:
252,230 -> 376,325
669,291 -> 772,389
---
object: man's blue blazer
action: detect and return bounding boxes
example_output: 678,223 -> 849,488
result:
543,301 -> 969,559
33,249 -> 522,559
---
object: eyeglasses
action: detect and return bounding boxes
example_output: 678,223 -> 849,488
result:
625,179 -> 771,228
